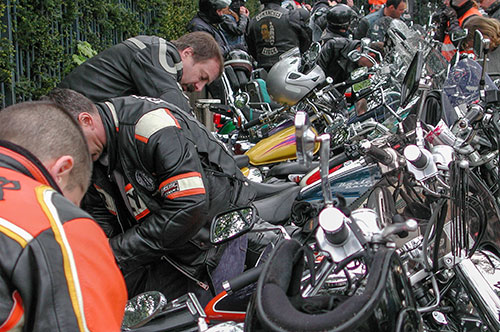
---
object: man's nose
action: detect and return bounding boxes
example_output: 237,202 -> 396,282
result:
194,82 -> 205,92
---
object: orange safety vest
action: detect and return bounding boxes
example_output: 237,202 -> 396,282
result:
442,7 -> 482,61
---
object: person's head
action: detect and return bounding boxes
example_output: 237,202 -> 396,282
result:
463,16 -> 500,50
384,0 -> 406,19
199,0 -> 232,23
0,101 -> 92,205
42,89 -> 107,163
326,4 -> 357,31
172,32 -> 224,92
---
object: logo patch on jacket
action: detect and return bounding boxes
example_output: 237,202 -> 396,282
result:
135,170 -> 155,191
160,181 -> 179,197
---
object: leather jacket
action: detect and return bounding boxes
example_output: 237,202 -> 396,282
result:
246,2 -> 311,71
187,12 -> 237,57
353,7 -> 385,39
0,141 -> 127,331
83,95 -> 255,281
59,35 -> 191,110
317,37 -> 361,86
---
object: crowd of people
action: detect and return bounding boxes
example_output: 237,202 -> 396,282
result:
2,0 -> 500,331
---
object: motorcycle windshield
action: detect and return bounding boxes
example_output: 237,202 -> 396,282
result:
442,58 -> 498,126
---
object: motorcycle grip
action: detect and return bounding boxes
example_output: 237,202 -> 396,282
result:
328,152 -> 349,169
242,117 -> 262,130
223,265 -> 264,294
366,145 -> 393,166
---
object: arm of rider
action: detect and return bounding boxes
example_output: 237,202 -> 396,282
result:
109,124 -> 209,273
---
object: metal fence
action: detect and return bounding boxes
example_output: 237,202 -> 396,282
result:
0,0 -> 158,108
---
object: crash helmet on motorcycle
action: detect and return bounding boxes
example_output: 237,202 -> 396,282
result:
225,49 -> 253,78
266,53 -> 326,105
326,4 -> 357,30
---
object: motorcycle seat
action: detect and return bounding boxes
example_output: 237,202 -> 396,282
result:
267,161 -> 319,179
252,186 -> 301,225
250,180 -> 297,200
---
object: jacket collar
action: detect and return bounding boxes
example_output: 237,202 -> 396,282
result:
0,140 -> 62,192
95,103 -> 119,174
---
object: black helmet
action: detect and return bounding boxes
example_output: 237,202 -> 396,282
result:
326,4 -> 357,30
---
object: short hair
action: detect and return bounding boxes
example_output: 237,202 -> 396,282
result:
386,0 -> 406,8
0,101 -> 92,192
41,88 -> 97,121
464,16 -> 500,49
172,31 -> 224,76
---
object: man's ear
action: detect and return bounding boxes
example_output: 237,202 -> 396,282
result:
180,47 -> 194,60
46,155 -> 74,186
78,112 -> 95,130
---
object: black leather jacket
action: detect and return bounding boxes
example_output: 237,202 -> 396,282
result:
84,95 -> 255,280
317,37 -> 361,86
246,2 -> 311,71
188,12 -> 237,57
59,36 -> 190,110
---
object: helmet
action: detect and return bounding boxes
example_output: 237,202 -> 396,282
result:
224,50 -> 253,77
326,4 -> 357,30
266,55 -> 326,105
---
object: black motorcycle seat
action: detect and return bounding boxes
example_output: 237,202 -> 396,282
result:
252,186 -> 301,225
250,180 -> 297,200
267,161 -> 319,178
234,154 -> 250,168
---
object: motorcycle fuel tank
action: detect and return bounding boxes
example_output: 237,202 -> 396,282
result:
245,125 -> 320,166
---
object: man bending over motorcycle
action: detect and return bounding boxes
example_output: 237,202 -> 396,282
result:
45,88 -> 256,306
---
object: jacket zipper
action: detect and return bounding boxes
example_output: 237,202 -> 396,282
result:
161,255 -> 210,291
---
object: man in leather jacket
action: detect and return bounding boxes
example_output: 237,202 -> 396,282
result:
46,89 -> 256,306
0,101 -> 127,331
246,0 -> 312,72
353,0 -> 407,39
188,0 -> 245,56
59,32 -> 223,111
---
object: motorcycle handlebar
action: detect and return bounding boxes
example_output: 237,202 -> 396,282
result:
328,152 -> 350,169
223,265 -> 264,294
242,117 -> 262,130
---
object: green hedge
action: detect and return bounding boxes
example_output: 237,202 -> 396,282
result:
0,0 -> 204,105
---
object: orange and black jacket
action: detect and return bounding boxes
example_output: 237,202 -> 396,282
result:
0,140 -> 127,332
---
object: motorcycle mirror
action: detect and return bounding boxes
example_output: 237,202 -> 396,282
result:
122,291 -> 167,330
473,29 -> 490,59
295,111 -> 316,167
210,206 -> 256,245
308,42 -> 321,61
451,28 -> 468,43
347,49 -> 362,62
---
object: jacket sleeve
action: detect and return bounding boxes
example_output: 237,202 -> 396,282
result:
221,14 -> 249,37
289,9 -> 312,53
246,21 -> 257,60
109,117 -> 209,273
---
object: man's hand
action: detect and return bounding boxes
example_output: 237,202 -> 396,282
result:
240,6 -> 250,17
